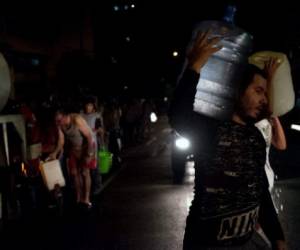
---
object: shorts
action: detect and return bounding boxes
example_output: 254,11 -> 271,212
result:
68,144 -> 97,170
68,153 -> 97,170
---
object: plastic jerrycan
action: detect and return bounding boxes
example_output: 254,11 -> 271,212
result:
186,5 -> 253,120
249,51 -> 295,116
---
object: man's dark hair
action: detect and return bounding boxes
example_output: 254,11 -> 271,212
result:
83,96 -> 97,110
233,63 -> 269,123
238,63 -> 267,96
83,96 -> 96,105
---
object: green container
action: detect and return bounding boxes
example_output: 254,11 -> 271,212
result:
98,149 -> 113,174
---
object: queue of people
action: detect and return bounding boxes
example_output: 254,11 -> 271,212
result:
3,96 -> 157,214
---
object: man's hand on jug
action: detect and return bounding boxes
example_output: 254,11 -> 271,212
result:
187,30 -> 222,73
264,57 -> 280,82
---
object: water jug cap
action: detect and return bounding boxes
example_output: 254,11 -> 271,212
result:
223,5 -> 237,25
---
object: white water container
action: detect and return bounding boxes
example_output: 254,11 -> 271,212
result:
40,160 -> 65,191
249,51 -> 295,117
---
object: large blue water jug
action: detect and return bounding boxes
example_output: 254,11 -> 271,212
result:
187,6 -> 253,120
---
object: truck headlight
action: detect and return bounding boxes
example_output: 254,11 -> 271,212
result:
291,124 -> 300,131
150,112 -> 158,123
175,137 -> 190,150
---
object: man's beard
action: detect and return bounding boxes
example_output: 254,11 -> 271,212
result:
236,105 -> 269,125
239,113 -> 259,125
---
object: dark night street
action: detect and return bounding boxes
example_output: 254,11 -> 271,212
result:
1,116 -> 300,250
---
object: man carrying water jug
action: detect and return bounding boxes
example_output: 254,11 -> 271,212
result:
169,31 -> 287,250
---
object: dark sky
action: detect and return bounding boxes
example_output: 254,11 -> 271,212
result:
1,1 -> 299,97
95,0 -> 300,95
2,1 -> 298,52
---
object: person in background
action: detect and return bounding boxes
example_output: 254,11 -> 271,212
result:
254,59 -> 287,247
55,109 -> 96,209
38,108 -> 64,161
81,97 -> 103,195
255,58 -> 287,191
103,100 -> 122,168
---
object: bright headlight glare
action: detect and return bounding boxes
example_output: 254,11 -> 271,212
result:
175,137 -> 190,150
150,112 -> 157,123
291,124 -> 300,131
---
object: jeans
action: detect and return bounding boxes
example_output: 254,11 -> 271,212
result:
183,231 -> 271,250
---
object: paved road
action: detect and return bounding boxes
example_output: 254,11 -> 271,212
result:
273,178 -> 300,250
1,115 -> 299,249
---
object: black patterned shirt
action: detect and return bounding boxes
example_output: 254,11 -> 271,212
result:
169,68 -> 284,247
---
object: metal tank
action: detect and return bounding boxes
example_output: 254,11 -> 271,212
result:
188,6 -> 253,120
